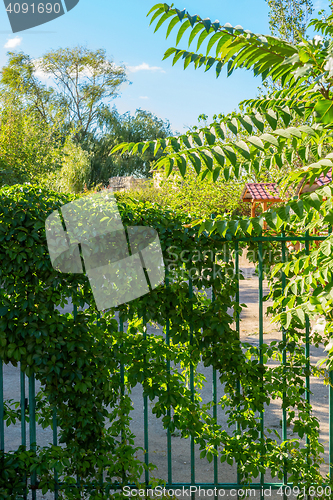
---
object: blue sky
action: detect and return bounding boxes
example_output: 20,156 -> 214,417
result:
0,0 -> 330,133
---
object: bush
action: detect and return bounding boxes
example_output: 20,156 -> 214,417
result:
115,169 -> 249,218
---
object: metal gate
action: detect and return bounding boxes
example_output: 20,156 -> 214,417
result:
1,233 -> 332,499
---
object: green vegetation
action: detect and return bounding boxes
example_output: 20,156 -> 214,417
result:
3,1 -> 333,496
116,170 -> 248,218
0,184 -> 328,496
0,47 -> 171,190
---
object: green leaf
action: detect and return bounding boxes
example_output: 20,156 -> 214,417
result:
274,129 -> 292,139
204,130 -> 216,145
166,15 -> 180,38
148,6 -> 166,25
197,29 -> 211,51
188,152 -> 202,174
154,10 -> 174,33
222,145 -> 237,166
260,133 -> 279,148
147,4 -> 166,17
206,32 -> 223,56
202,18 -> 212,32
213,167 -> 221,182
265,109 -> 278,130
176,19 -> 191,45
227,118 -> 238,135
247,136 -> 264,150
188,23 -> 204,47
250,114 -> 265,133
239,115 -> 253,134
234,140 -> 250,159
314,99 -> 333,125
212,146 -> 225,167
163,47 -> 177,60
175,8 -> 186,21
201,151 -> 214,170
216,220 -> 228,236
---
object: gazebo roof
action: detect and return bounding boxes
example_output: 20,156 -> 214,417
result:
296,168 -> 332,195
242,169 -> 333,205
241,183 -> 282,203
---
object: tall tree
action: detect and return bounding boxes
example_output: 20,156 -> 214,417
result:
0,46 -> 172,188
0,46 -> 127,135
265,0 -> 313,44
86,108 -> 172,186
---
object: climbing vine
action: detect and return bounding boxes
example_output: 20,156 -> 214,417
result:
0,184 -> 330,499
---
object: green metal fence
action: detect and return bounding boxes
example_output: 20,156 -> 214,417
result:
0,233 -> 332,498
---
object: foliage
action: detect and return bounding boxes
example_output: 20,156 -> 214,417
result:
265,0 -> 313,44
116,169 -> 249,217
1,47 -> 127,135
138,3 -> 333,124
0,97 -> 63,186
0,49 -> 172,186
2,2 -> 333,496
0,184 -> 331,497
43,137 -> 92,194
108,2 -> 333,492
87,108 -> 172,185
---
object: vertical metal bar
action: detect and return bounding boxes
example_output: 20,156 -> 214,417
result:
53,408 -> 59,500
305,235 -> 310,450
281,237 -> 287,500
96,312 -> 104,495
329,228 -> 333,482
258,242 -> 264,499
234,242 -> 241,490
29,373 -> 37,500
73,303 -> 77,321
212,367 -> 217,487
165,271 -> 172,486
143,316 -> 149,487
21,367 -> 27,500
305,234 -> 310,500
119,315 -> 126,488
211,281 -> 218,490
189,277 -> 195,499
21,369 -> 26,447
328,371 -> 333,481
72,301 -> 81,492
0,358 -> 4,452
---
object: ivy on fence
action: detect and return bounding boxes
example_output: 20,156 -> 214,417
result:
0,184 -> 330,499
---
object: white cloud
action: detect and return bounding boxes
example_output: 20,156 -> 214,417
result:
139,96 -> 149,99
127,62 -> 165,73
4,37 -> 22,49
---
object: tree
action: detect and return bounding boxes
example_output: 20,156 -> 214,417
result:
266,0 -> 313,44
43,137 -> 91,194
0,46 -> 127,135
0,96 -> 63,186
0,47 -> 172,187
111,4 -> 333,488
85,108 -> 172,186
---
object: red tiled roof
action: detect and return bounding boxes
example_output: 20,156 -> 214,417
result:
317,168 -> 332,186
296,167 -> 332,194
241,183 -> 281,202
